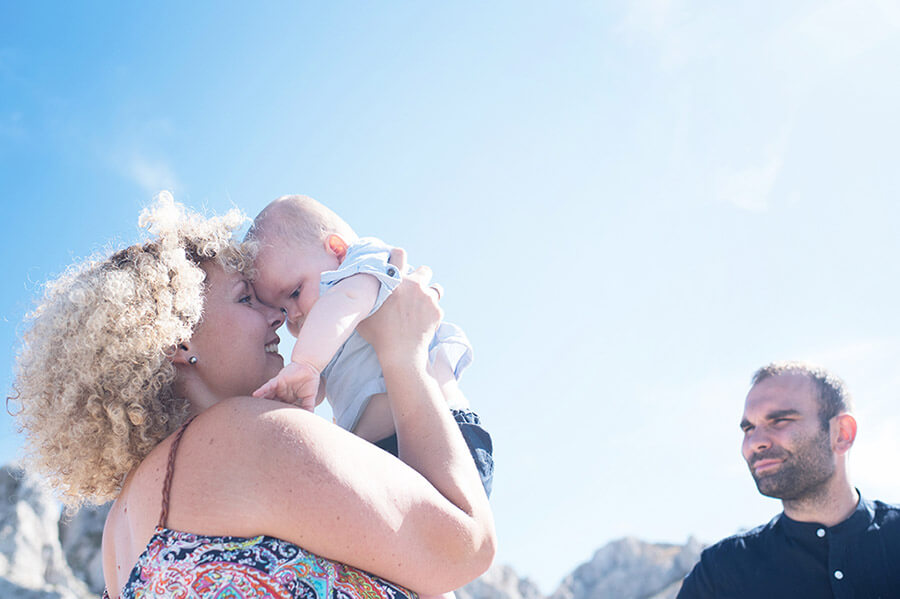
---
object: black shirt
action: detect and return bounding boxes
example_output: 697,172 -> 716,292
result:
677,494 -> 900,599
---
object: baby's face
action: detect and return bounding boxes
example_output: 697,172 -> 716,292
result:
253,239 -> 341,337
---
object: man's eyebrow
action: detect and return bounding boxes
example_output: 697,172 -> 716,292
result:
740,409 -> 802,430
765,409 -> 801,420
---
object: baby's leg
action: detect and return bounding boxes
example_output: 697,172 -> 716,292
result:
428,347 -> 469,410
420,592 -> 456,599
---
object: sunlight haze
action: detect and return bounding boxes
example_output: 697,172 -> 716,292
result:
2,1 -> 900,592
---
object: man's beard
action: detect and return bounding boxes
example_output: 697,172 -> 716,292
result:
748,427 -> 835,501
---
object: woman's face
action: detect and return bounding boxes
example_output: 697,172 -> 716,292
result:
185,262 -> 285,402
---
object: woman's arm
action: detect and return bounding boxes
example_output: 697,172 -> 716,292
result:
356,250 -> 491,529
165,256 -> 495,594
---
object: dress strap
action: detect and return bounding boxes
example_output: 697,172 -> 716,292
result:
158,415 -> 197,529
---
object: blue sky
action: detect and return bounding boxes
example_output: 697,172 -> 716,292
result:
3,1 -> 900,592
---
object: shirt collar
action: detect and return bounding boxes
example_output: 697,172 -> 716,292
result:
777,489 -> 874,539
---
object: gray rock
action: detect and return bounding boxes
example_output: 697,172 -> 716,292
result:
458,563 -> 545,599
0,465 -> 91,599
550,537 -> 704,599
647,579 -> 687,599
59,503 -> 110,594
0,576 -> 85,599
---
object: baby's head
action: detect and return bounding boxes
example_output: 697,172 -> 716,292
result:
248,195 -> 357,336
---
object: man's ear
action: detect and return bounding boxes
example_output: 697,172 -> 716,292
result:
325,234 -> 349,263
832,413 -> 857,454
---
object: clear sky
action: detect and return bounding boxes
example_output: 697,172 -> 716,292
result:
2,1 -> 900,593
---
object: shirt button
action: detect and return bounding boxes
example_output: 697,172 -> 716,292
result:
834,570 -> 844,580
816,528 -> 826,538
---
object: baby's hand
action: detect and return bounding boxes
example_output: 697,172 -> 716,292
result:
252,360 -> 321,411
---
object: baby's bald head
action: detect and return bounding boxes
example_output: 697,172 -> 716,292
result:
248,195 -> 356,249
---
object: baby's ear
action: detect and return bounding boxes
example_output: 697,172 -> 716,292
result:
325,234 -> 348,262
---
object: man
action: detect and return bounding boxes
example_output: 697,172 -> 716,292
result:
677,362 -> 900,598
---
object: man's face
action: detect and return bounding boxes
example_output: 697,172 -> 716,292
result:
740,374 -> 836,501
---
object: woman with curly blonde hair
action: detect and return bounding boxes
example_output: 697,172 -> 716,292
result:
11,193 -> 495,598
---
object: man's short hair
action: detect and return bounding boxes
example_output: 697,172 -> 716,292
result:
751,361 -> 853,429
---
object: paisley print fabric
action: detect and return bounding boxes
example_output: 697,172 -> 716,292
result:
104,527 -> 417,599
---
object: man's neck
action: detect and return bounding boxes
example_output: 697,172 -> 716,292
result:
782,478 -> 859,527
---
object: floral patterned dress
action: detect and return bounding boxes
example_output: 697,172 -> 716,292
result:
103,526 -> 417,598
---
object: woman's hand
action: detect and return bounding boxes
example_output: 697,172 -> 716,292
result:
356,248 -> 443,370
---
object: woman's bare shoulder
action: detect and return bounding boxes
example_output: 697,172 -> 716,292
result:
106,399 -> 316,533
159,398 -> 384,539
101,399 -> 309,529
190,397 -> 325,445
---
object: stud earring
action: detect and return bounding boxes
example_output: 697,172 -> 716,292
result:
189,356 -> 198,365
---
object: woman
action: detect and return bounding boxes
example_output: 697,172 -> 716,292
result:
11,196 -> 495,598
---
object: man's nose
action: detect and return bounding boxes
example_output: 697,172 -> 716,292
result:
745,427 -> 772,453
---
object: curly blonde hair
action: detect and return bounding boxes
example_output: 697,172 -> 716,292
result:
10,192 -> 256,507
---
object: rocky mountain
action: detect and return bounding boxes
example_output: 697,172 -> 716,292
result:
550,537 -> 704,599
457,564 -> 544,599
0,464 -> 702,599
0,465 -> 90,599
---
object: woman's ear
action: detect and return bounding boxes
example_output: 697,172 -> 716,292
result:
170,343 -> 195,366
325,234 -> 349,263
832,413 -> 857,454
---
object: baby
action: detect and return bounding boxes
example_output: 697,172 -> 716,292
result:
249,196 -> 489,474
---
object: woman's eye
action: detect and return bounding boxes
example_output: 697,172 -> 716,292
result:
239,295 -> 253,304
289,288 -> 300,299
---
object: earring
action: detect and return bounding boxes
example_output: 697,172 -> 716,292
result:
189,356 -> 198,365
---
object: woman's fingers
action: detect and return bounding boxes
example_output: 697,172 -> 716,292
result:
388,248 -> 408,273
357,249 -> 444,358
387,248 -> 438,299
407,265 -> 433,287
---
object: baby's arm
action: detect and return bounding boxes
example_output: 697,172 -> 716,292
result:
253,274 -> 380,406
291,273 -> 380,371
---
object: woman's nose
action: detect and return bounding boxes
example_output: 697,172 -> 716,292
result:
268,305 -> 285,328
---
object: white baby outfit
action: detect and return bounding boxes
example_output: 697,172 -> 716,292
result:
319,237 -> 472,431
